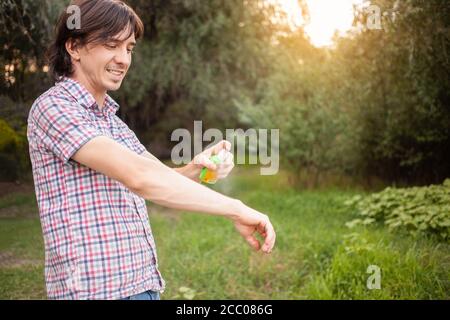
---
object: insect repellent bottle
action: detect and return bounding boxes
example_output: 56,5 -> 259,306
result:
199,149 -> 227,184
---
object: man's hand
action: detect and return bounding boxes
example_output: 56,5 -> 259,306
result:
232,203 -> 276,254
191,140 -> 234,181
172,140 -> 234,182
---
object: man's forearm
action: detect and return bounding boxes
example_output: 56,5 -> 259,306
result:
173,162 -> 201,182
142,151 -> 200,182
131,154 -> 242,220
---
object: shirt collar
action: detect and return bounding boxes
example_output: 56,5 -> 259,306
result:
57,76 -> 120,115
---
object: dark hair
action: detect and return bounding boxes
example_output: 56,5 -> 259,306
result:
46,0 -> 144,81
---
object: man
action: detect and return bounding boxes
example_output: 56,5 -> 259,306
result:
27,0 -> 275,300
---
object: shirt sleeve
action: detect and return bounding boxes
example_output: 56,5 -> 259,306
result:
114,115 -> 147,155
127,129 -> 147,155
31,95 -> 103,164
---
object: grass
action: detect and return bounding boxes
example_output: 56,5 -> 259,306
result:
0,166 -> 448,299
0,193 -> 37,210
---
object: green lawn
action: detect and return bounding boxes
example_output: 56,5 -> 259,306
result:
0,167 -> 448,299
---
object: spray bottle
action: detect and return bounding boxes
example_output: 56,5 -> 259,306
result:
198,149 -> 228,184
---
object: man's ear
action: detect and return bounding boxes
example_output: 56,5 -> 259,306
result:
65,38 -> 82,62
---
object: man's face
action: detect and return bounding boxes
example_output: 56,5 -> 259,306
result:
76,27 -> 136,92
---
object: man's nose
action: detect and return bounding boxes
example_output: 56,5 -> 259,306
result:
114,47 -> 130,68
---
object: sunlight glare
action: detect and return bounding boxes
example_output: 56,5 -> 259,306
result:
276,0 -> 364,47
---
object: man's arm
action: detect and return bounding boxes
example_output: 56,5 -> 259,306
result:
72,136 -> 275,253
141,150 -> 200,182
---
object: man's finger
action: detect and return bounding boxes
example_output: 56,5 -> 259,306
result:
213,140 -> 231,154
194,154 -> 217,170
261,221 -> 276,253
245,235 -> 261,251
257,223 -> 266,236
204,158 -> 217,170
223,140 -> 231,151
223,152 -> 234,165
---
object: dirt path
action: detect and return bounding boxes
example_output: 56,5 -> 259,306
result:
0,250 -> 42,268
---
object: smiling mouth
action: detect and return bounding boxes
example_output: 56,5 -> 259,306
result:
106,68 -> 125,76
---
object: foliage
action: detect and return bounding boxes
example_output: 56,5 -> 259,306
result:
0,0 -> 64,101
0,0 -> 449,185
238,0 -> 450,185
345,179 -> 450,241
236,30 -> 355,185
112,0 -> 288,151
0,119 -> 30,181
332,0 -> 450,183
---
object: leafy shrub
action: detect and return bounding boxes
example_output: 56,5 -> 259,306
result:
344,181 -> 450,241
0,119 -> 30,181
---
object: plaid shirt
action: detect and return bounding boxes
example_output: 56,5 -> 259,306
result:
27,77 -> 165,300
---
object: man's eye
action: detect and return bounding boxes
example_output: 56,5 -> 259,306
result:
105,43 -> 117,49
127,48 -> 134,54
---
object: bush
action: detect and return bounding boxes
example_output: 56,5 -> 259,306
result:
344,180 -> 450,241
0,118 -> 30,182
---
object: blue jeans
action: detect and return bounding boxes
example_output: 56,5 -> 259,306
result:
120,290 -> 160,300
